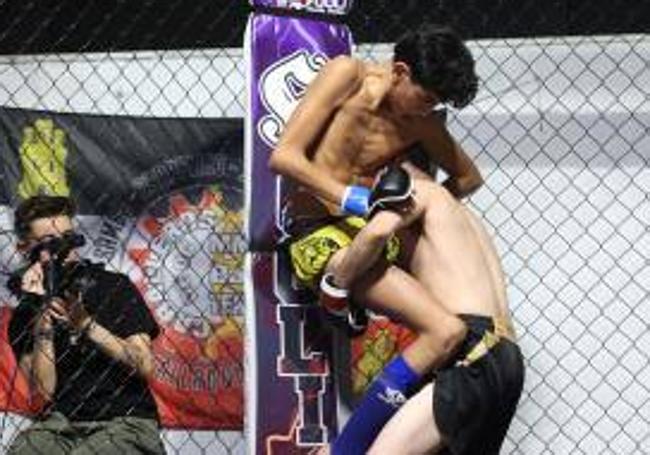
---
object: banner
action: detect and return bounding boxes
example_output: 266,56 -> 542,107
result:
246,16 -> 344,248
0,107 -> 244,429
248,251 -> 337,453
244,1 -> 358,451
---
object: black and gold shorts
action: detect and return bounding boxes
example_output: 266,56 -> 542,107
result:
434,314 -> 525,455
288,216 -> 400,289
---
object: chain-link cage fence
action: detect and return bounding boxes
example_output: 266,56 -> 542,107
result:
0,2 -> 248,454
1,0 -> 649,454
354,2 -> 649,452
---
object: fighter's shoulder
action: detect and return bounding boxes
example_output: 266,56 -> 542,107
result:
317,56 -> 364,89
322,55 -> 363,75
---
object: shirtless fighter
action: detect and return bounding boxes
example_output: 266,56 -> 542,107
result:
351,167 -> 525,454
270,24 -> 494,453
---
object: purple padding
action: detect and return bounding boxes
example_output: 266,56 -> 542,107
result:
248,251 -> 337,453
245,13 -> 352,250
245,8 -> 354,453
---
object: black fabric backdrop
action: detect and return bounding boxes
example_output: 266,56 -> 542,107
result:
0,0 -> 647,55
0,107 -> 243,216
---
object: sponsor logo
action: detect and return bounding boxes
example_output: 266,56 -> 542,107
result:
273,252 -> 329,445
378,386 -> 407,408
280,0 -> 352,14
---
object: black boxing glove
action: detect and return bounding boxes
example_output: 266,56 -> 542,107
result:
367,165 -> 414,218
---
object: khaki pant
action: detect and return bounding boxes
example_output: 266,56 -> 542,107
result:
8,412 -> 166,455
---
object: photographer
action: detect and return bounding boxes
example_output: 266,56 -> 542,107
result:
7,196 -> 165,455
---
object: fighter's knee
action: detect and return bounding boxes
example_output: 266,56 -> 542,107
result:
362,213 -> 398,245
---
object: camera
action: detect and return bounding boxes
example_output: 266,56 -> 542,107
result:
7,231 -> 100,302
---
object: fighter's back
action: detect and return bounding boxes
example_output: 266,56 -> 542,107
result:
408,180 -> 510,322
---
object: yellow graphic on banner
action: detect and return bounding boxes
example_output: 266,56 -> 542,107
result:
212,208 -> 244,295
351,320 -> 416,395
18,118 -> 71,198
352,326 -> 398,395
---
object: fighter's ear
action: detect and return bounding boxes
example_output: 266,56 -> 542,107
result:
392,61 -> 412,80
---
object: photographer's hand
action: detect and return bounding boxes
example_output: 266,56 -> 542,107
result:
33,302 -> 55,333
53,292 -> 91,332
51,293 -> 153,378
21,262 -> 45,296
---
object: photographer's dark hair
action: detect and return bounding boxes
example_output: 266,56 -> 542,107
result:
14,195 -> 76,241
394,24 -> 478,109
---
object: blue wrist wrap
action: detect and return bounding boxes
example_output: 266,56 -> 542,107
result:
341,185 -> 370,216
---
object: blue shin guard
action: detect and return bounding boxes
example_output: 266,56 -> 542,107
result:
332,355 -> 420,454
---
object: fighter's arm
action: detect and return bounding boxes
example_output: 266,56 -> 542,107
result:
268,56 -> 363,207
416,114 -> 483,198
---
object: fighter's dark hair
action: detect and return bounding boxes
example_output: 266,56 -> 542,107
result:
394,24 -> 478,109
14,195 -> 76,241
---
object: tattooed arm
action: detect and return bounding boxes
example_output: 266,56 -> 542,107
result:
85,323 -> 155,378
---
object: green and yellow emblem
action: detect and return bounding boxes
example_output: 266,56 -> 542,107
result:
17,118 -> 70,198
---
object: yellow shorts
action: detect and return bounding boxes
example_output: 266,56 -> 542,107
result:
289,216 -> 400,288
